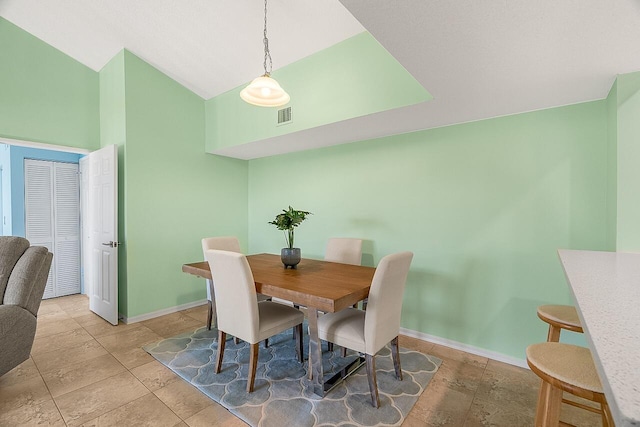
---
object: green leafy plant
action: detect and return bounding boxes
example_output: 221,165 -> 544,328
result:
268,206 -> 312,249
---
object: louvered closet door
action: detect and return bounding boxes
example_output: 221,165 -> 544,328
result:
24,160 -> 56,299
53,162 -> 81,297
25,159 -> 81,299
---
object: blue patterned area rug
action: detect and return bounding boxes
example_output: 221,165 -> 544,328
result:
143,323 -> 440,427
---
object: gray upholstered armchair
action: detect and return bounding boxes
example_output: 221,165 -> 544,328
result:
0,236 -> 53,377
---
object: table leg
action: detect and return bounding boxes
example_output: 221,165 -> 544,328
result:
308,307 -> 325,396
206,279 -> 216,330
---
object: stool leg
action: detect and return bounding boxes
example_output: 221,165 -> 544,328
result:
546,325 -> 561,342
536,380 -> 562,427
601,399 -> 613,427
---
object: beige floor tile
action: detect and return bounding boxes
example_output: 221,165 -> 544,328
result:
409,374 -> 475,426
0,358 -> 41,387
185,403 -> 248,427
32,339 -> 109,374
473,360 -> 538,411
54,294 -> 89,308
96,325 -> 162,353
37,302 -> 64,315
31,328 -> 94,355
35,317 -> 82,339
181,304 -> 209,323
64,306 -> 95,319
54,371 -> 149,427
154,379 -> 214,419
74,312 -> 112,328
111,347 -> 156,370
80,393 -> 182,427
5,294 -> 573,427
83,319 -> 143,338
131,360 -> 181,392
42,353 -> 126,398
399,335 -> 436,354
141,312 -> 203,338
37,309 -> 74,323
0,398 -> 65,427
464,395 -> 535,427
429,343 -> 488,368
0,376 -> 52,414
430,358 -> 485,395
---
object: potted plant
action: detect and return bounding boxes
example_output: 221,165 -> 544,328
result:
268,206 -> 312,268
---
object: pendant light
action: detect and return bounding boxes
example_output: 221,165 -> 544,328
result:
240,0 -> 290,107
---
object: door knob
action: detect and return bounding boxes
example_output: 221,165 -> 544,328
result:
102,241 -> 121,248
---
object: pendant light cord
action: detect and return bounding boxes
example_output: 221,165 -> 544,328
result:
263,0 -> 273,77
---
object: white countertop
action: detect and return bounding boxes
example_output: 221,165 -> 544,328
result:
558,249 -> 640,427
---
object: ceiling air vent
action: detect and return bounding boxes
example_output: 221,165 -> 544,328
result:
277,107 -> 292,125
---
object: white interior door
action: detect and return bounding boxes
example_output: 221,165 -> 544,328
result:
83,145 -> 119,325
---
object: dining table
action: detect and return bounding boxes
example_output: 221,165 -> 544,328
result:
182,253 -> 376,397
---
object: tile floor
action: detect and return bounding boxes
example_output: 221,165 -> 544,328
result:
0,294 -> 602,426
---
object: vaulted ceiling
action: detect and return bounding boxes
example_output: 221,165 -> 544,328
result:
2,0 -> 640,158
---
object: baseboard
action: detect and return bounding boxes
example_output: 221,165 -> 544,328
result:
120,300 -> 527,368
399,327 -> 528,369
120,299 -> 208,324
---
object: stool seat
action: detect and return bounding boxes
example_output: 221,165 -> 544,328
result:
527,342 -> 612,426
537,305 -> 583,342
527,342 -> 602,394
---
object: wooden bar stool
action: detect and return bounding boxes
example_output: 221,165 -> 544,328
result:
526,342 -> 613,427
537,305 -> 583,342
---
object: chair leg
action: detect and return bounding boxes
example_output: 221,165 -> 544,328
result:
341,347 -> 347,358
206,300 -> 213,331
247,343 -> 259,393
365,354 -> 380,408
294,323 -> 303,363
328,342 -> 334,352
390,336 -> 403,381
234,336 -> 240,345
546,325 -> 561,342
264,338 -> 269,348
215,330 -> 226,373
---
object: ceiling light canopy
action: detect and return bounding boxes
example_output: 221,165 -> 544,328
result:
240,0 -> 290,107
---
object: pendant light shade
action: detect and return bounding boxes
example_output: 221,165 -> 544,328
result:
241,0 -> 290,107
240,75 -> 290,107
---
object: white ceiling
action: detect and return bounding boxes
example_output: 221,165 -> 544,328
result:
2,0 -> 640,159
0,0 -> 364,99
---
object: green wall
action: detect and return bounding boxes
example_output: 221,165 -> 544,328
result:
119,51 -> 249,318
99,51 -> 130,313
205,32 -> 431,153
0,17 -> 99,150
613,72 -> 640,251
606,80 -> 618,251
248,101 -> 608,359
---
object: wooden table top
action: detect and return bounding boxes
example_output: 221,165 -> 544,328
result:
182,253 -> 376,313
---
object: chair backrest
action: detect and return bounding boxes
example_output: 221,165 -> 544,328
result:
0,237 -> 52,316
0,236 -> 30,302
204,249 -> 259,343
364,251 -> 413,355
324,238 -> 363,266
201,236 -> 241,255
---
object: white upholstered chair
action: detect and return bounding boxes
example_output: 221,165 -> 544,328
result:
205,249 -> 304,392
324,237 -> 363,266
317,251 -> 413,408
201,237 -> 270,331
